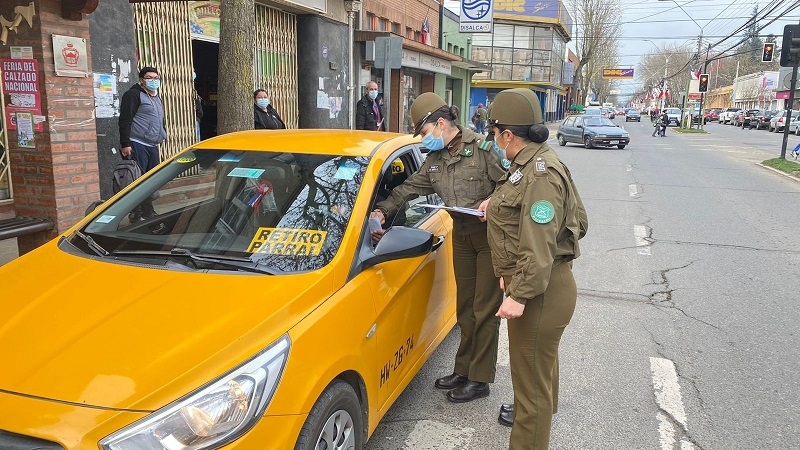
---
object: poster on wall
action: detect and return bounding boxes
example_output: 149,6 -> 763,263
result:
189,1 -> 221,40
1,58 -> 43,131
15,112 -> 35,148
53,35 -> 89,77
93,73 -> 118,118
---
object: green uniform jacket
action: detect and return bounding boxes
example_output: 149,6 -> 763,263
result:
486,141 -> 588,304
376,127 -> 506,236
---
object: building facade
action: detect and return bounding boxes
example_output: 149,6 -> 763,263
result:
469,0 -> 572,122
732,71 -> 780,110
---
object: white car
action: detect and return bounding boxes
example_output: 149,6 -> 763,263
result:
768,110 -> 799,133
719,107 -> 741,124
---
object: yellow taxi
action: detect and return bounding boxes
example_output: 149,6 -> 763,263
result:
0,130 -> 456,449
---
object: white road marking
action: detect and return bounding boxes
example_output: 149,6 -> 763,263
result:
497,318 -> 509,367
626,164 -> 633,172
634,225 -> 651,255
403,420 -> 474,449
629,184 -> 640,197
650,357 -> 694,450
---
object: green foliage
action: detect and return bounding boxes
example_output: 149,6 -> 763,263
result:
762,158 -> 800,176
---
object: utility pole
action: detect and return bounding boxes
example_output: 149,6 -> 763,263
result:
698,43 -> 710,130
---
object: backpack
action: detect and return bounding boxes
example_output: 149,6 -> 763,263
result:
112,157 -> 142,194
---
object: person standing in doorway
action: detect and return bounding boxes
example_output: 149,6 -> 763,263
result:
119,66 -> 167,222
371,92 -> 506,403
356,81 -> 385,131
254,89 -> 286,130
479,88 -> 588,450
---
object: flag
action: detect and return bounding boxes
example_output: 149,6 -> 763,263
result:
690,68 -> 701,80
421,16 -> 431,46
664,88 -> 670,99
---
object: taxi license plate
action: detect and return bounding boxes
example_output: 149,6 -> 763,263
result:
609,140 -> 619,144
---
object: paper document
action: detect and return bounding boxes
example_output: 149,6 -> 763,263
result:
416,203 -> 484,217
368,217 -> 382,232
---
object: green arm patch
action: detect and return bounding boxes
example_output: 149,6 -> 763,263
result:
530,200 -> 555,224
478,139 -> 492,151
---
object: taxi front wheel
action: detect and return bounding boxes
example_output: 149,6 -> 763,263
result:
295,380 -> 365,450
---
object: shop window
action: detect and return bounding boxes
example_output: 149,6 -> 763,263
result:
472,46 -> 491,63
493,47 -> 512,63
513,26 -> 533,49
0,118 -> 9,201
513,65 -> 532,81
471,32 -> 493,46
513,49 -> 532,65
494,24 -> 514,47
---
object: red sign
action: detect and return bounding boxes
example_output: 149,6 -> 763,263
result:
688,93 -> 703,100
1,58 -> 43,132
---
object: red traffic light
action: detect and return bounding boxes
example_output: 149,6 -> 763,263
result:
698,74 -> 709,92
762,43 -> 775,62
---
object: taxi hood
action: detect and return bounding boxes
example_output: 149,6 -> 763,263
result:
0,242 -> 334,411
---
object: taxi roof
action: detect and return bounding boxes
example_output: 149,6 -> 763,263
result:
191,129 -> 419,158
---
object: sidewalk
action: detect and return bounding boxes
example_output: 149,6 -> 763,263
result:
0,238 -> 19,266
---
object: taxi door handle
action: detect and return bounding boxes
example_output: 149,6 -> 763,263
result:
432,235 -> 445,252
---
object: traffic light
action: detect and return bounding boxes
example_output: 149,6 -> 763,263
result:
780,24 -> 800,67
698,74 -> 709,92
762,42 -> 774,62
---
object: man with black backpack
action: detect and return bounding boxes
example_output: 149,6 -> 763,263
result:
118,66 -> 167,221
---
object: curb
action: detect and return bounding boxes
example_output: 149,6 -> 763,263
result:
757,162 -> 800,182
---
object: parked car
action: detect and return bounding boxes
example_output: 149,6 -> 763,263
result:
625,109 -> 641,122
737,109 -> 760,127
705,108 -> 721,122
583,107 -> 603,116
719,107 -> 741,124
788,113 -> 800,135
556,115 -> 630,149
769,110 -> 800,132
0,129 -> 458,450
748,110 -> 776,130
664,107 -> 682,126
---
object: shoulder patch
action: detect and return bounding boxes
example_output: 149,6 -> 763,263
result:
530,200 -> 555,224
478,139 -> 492,151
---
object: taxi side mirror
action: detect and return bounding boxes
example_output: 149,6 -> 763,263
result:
361,226 -> 436,269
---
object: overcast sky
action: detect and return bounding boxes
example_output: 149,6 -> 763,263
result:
443,0 -> 798,92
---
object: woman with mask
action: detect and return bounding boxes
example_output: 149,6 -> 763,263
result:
370,92 -> 506,404
253,89 -> 286,130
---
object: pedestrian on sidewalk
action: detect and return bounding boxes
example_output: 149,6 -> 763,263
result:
119,66 -> 167,222
253,89 -> 286,130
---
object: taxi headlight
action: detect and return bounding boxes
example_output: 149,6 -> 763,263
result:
100,335 -> 290,450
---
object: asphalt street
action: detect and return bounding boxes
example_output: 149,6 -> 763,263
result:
366,118 -> 800,450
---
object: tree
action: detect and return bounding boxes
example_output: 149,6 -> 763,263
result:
569,0 -> 624,105
217,0 -> 255,134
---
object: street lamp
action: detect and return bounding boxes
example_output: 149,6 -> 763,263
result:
643,39 -> 669,111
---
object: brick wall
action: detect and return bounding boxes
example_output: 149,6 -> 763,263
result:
363,0 -> 441,45
0,0 -> 99,254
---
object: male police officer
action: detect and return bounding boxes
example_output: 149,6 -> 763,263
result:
371,92 -> 506,402
479,88 -> 588,449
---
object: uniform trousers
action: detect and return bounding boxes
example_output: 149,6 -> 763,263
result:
451,228 -> 502,383
505,261 -> 576,450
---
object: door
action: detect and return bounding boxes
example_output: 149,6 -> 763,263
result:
362,147 -> 454,410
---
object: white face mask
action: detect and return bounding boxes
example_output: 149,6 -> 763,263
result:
368,89 -> 378,100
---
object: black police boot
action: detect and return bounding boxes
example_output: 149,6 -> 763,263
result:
434,373 -> 468,390
446,381 -> 489,403
498,403 -> 514,427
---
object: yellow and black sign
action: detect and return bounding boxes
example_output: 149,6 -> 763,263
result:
602,68 -> 634,79
247,227 -> 327,256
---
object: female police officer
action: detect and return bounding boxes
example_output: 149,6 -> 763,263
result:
479,88 -> 588,449
370,92 -> 506,403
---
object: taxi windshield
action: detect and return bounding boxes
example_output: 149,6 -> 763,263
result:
72,149 -> 368,273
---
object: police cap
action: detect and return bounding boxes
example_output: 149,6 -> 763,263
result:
410,92 -> 448,136
487,88 -> 543,126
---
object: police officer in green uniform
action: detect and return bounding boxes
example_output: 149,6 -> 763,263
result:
370,92 -> 506,403
478,88 -> 588,449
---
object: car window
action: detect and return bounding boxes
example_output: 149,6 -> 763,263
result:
563,117 -> 575,126
584,117 -> 615,127
80,149 -> 369,272
375,148 -> 434,229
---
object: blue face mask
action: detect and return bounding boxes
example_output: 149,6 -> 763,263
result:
493,131 -> 511,168
144,79 -> 160,91
368,90 -> 378,100
256,98 -> 270,109
421,122 -> 445,151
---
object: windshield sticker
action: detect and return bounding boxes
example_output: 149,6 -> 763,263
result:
176,156 -> 196,163
248,227 -> 328,256
218,152 -> 245,162
228,168 -> 266,178
334,159 -> 360,180
95,215 -> 115,223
